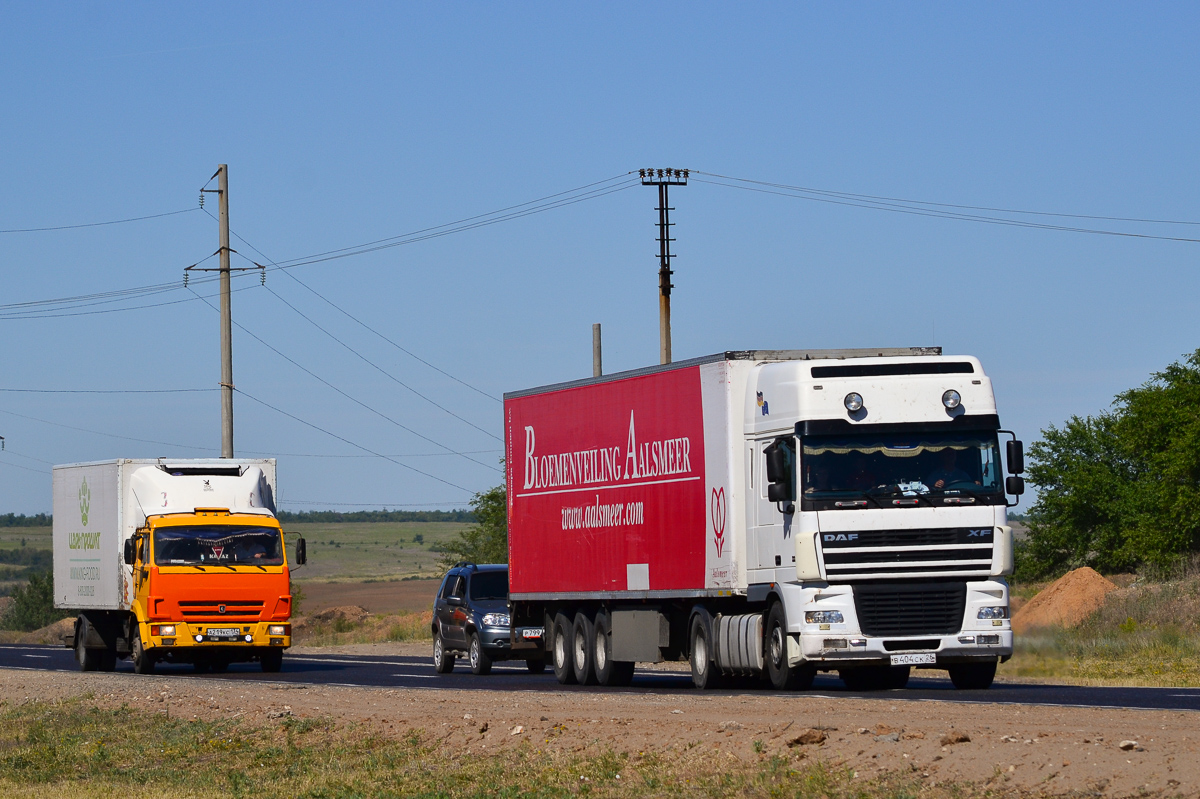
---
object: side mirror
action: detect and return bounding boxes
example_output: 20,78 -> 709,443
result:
767,483 -> 791,503
1006,475 -> 1025,496
123,537 -> 136,566
294,536 -> 307,566
1006,440 -> 1025,475
765,442 -> 788,484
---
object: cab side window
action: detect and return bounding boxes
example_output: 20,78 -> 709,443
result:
439,573 -> 458,600
449,575 -> 466,599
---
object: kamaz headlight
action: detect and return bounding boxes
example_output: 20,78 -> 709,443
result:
151,624 -> 175,636
482,613 -> 510,628
805,610 -> 844,624
942,389 -> 962,409
844,393 -> 864,412
977,606 -> 1008,619
268,624 -> 289,636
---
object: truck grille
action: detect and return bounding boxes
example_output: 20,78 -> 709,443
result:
820,527 -> 993,579
178,600 -> 264,620
853,581 -> 966,637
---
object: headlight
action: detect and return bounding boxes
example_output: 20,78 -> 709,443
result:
151,624 -> 175,636
844,393 -> 863,412
805,610 -> 845,624
268,624 -> 289,636
977,606 -> 1008,619
942,389 -> 962,409
482,613 -> 510,628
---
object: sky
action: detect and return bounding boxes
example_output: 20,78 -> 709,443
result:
1,4 -> 1197,514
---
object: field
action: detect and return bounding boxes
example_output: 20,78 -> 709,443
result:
0,525 -> 51,597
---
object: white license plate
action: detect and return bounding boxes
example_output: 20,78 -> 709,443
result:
890,652 -> 936,666
521,627 -> 544,639
208,628 -> 240,637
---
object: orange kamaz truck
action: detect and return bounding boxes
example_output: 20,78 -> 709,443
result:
53,459 -> 305,674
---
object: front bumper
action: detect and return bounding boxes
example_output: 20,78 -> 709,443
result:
144,621 -> 291,650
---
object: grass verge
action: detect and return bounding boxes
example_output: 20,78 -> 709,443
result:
0,697 -> 952,799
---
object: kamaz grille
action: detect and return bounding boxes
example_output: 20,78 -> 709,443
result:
853,581 -> 966,637
820,528 -> 993,579
178,600 -> 264,619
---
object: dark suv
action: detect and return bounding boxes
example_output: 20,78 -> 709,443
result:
432,562 -> 546,675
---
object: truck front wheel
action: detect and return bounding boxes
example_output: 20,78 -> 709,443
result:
131,628 -> 155,675
261,649 -> 283,673
765,603 -> 815,691
551,613 -> 577,685
948,661 -> 996,690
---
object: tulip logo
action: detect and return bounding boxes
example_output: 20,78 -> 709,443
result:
711,487 -> 726,558
79,479 -> 91,527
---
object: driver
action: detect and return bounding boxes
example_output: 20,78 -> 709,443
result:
926,448 -> 973,489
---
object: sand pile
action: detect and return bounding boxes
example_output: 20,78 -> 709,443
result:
1011,567 -> 1117,633
302,605 -> 371,626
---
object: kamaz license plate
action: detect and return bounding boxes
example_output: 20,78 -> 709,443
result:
890,652 -> 936,666
521,627 -> 544,639
207,628 -> 240,638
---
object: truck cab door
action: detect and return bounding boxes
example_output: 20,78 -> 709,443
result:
751,438 -> 792,576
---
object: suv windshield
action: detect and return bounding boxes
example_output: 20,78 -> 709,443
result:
154,524 -> 284,566
469,570 -> 508,601
801,431 -> 1003,500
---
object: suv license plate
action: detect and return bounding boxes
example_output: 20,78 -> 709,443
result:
208,628 -> 240,637
521,627 -> 544,639
890,653 -> 936,666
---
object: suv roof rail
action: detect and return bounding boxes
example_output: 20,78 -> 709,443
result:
452,561 -> 477,569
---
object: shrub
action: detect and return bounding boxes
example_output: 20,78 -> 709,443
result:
1,571 -> 65,632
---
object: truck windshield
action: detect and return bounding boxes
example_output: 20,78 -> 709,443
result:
801,431 -> 1003,500
469,570 -> 509,601
154,525 -> 284,566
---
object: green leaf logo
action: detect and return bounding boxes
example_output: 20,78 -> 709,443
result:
79,479 -> 91,527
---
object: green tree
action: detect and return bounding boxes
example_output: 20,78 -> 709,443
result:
1,571 -> 64,632
439,484 -> 507,566
1022,350 -> 1200,577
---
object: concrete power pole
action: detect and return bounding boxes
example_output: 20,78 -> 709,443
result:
217,165 -> 234,458
592,323 -> 603,377
640,169 -> 688,364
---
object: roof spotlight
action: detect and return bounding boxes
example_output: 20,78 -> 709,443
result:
942,389 -> 962,409
844,392 -> 864,413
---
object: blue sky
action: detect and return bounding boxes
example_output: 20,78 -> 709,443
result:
1,4 -> 1197,513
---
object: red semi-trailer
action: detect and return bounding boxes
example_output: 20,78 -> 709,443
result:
505,349 -> 1024,691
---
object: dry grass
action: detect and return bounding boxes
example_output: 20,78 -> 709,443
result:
293,609 -> 433,648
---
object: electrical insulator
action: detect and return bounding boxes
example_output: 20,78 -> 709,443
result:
199,192 -> 205,209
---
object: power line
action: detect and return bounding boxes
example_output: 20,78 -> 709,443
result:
220,222 -> 499,402
0,408 -> 211,451
240,449 -> 502,459
280,500 -> 469,508
0,207 -> 200,234
0,388 -> 217,394
0,283 -> 257,321
187,288 -> 501,473
691,172 -> 1200,244
0,458 -> 45,475
694,171 -> 1200,227
262,283 -> 501,440
233,388 -> 474,494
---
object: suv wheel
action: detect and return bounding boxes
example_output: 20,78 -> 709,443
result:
469,632 -> 492,675
433,631 -> 455,674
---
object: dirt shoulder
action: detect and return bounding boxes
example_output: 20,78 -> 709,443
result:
0,662 -> 1193,796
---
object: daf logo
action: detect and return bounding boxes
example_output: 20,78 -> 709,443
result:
218,604 -> 226,614
967,529 -> 989,537
823,533 -> 858,542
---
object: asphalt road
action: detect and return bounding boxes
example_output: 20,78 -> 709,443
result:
3,643 -> 1198,713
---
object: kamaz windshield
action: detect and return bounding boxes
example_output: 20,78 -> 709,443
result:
801,431 -> 1003,504
154,525 -> 284,566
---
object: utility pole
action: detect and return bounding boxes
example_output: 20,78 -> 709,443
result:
592,323 -> 603,377
194,165 -> 253,459
640,168 -> 688,364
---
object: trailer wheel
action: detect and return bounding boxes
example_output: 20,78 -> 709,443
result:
948,661 -> 996,690
592,611 -> 634,687
551,613 -> 577,685
433,631 -> 455,674
572,612 -> 598,685
131,628 -> 155,675
689,614 -> 723,690
469,633 -> 493,675
765,603 -> 815,691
